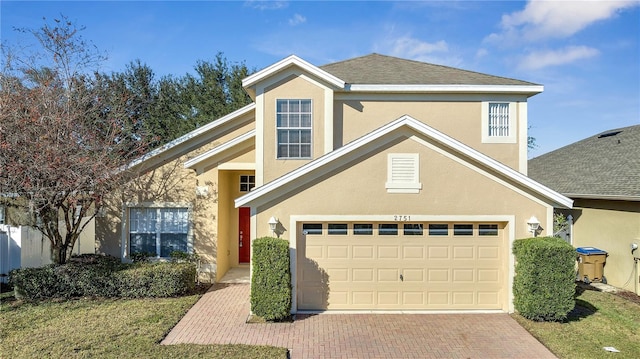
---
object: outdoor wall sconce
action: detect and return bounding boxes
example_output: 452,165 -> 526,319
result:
527,216 -> 540,236
268,216 -> 279,235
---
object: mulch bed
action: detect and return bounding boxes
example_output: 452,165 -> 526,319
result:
615,289 -> 640,305
577,281 -> 640,305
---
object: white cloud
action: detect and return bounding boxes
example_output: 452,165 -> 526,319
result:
490,0 -> 638,43
375,34 -> 462,66
391,37 -> 448,57
244,1 -> 288,11
288,14 -> 306,26
475,48 -> 489,59
518,46 -> 600,70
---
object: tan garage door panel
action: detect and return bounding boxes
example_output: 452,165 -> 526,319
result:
297,222 -> 507,311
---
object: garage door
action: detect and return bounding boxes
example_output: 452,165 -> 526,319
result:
297,221 -> 507,311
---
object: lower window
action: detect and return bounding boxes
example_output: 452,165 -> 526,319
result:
129,207 -> 189,258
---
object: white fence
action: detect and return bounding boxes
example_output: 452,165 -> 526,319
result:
0,219 -> 95,283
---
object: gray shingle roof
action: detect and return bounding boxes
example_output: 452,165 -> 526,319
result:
528,125 -> 640,199
319,53 -> 539,86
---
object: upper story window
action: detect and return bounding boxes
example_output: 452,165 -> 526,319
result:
488,103 -> 510,137
482,101 -> 516,143
276,99 -> 312,159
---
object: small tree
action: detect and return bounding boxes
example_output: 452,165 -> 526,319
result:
0,17 -> 146,264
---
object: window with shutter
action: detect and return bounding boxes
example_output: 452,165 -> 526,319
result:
481,101 -> 516,143
488,103 -> 510,137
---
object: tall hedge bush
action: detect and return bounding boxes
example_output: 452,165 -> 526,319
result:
251,237 -> 291,321
513,237 -> 576,321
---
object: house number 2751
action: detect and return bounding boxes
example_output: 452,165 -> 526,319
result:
394,215 -> 411,221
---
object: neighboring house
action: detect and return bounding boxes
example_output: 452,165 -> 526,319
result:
96,54 -> 572,313
529,125 -> 640,294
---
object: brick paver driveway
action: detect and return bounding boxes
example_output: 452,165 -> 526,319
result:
162,283 -> 556,358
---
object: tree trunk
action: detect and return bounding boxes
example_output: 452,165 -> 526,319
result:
52,243 -> 72,264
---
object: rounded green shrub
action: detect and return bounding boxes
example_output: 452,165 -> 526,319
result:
513,237 -> 576,321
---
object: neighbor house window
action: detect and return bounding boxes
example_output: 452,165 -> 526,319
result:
239,175 -> 255,192
277,99 -> 312,159
482,102 -> 516,143
385,153 -> 422,193
129,207 -> 189,258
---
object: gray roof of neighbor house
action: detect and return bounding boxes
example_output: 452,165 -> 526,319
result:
320,53 -> 538,86
528,124 -> 640,200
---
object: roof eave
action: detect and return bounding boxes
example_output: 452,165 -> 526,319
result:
184,130 -> 256,169
565,193 -> 640,202
344,84 -> 544,96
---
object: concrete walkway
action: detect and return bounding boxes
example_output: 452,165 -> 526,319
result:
163,269 -> 556,358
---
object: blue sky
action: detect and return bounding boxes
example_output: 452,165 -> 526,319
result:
2,1 -> 639,156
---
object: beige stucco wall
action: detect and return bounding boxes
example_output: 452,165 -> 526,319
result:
334,98 -> 522,170
95,117 -> 256,283
261,75 -> 326,183
570,199 -> 640,293
253,132 -> 549,241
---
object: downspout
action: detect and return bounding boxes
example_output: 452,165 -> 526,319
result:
633,243 -> 639,295
635,256 -> 639,296
567,214 -> 574,246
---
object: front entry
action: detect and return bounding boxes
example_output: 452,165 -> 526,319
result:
238,207 -> 250,263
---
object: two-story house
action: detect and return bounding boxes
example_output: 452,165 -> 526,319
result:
96,54 -> 572,313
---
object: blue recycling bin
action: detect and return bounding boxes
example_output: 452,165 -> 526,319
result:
576,247 -> 607,284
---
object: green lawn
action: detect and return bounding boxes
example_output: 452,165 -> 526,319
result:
2,285 -> 638,358
513,286 -> 640,359
0,291 -> 287,359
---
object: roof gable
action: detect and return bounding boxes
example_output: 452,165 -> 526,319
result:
126,103 -> 255,172
529,124 -> 640,200
236,115 -> 572,209
184,130 -> 255,170
242,55 -> 345,97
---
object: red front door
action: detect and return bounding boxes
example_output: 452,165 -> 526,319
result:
238,207 -> 250,263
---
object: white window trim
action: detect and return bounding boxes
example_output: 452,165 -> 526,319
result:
481,101 -> 517,143
385,153 -> 422,194
276,99 -> 313,160
121,202 -> 194,260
